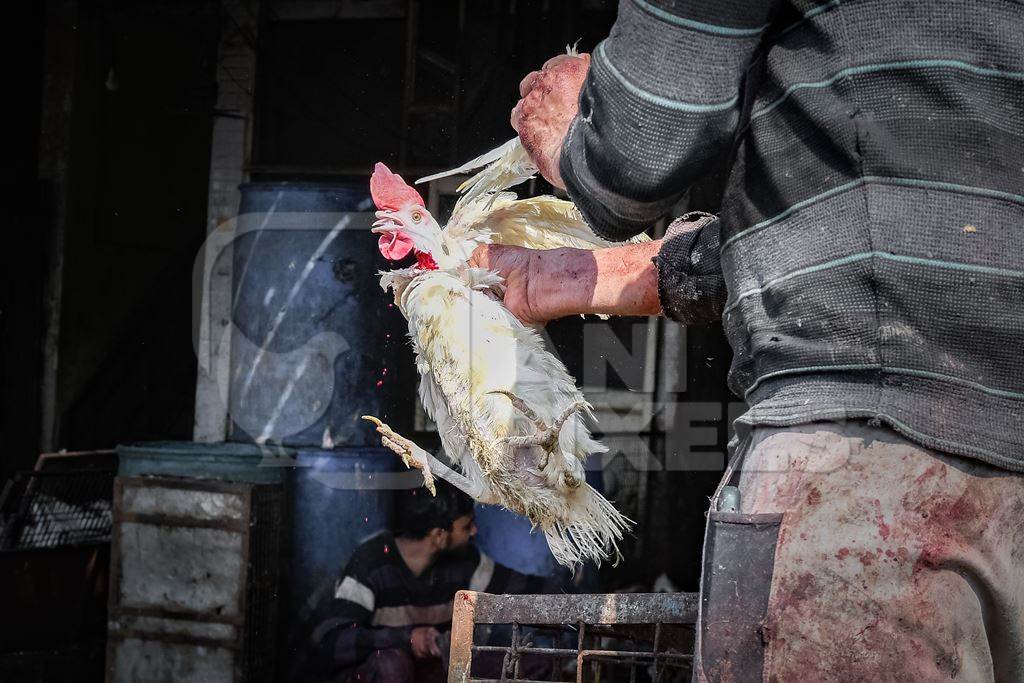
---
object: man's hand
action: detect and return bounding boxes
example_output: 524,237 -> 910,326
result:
410,626 -> 442,659
470,240 -> 664,324
468,244 -> 548,326
512,53 -> 590,189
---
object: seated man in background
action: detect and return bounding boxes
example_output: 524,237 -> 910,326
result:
299,480 -> 553,683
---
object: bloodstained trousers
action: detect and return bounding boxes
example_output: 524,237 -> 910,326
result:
694,421 -> 1024,682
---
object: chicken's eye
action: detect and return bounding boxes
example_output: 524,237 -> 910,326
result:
411,211 -> 423,223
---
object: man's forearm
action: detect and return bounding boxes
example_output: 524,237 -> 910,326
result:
531,241 -> 664,320
527,213 -> 728,325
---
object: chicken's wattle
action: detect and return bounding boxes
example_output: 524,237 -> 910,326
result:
378,231 -> 415,260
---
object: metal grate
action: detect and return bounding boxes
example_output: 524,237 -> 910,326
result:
0,468 -> 115,550
448,592 -> 698,683
244,484 -> 287,683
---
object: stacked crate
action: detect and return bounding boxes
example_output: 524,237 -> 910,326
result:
106,477 -> 283,682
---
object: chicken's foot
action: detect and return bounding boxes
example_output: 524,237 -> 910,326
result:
496,396 -> 588,469
362,415 -> 437,495
362,415 -> 487,499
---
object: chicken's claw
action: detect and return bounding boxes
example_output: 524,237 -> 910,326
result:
362,415 -> 437,495
495,397 -> 588,477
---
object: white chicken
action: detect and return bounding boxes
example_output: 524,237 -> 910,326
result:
362,161 -> 645,566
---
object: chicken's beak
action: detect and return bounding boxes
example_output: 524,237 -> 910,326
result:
371,211 -> 415,260
371,210 -> 404,234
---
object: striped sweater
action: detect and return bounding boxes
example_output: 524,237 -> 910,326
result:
301,532 -> 547,676
561,0 -> 1024,470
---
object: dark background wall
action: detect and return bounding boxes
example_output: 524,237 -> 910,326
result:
2,1 -> 221,480
251,0 -> 619,178
55,2 -> 220,451
2,3 -> 48,483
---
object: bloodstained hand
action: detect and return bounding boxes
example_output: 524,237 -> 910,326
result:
511,53 -> 591,189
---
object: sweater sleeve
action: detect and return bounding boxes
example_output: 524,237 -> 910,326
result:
559,0 -> 774,241
652,212 -> 727,324
305,566 -> 410,673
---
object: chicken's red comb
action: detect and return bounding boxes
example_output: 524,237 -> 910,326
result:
370,162 -> 425,211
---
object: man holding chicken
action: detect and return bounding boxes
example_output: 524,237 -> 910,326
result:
471,0 -> 1024,679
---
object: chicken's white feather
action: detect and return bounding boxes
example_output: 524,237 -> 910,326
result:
415,138 -> 522,185
447,194 -> 651,251
416,137 -> 539,209
415,44 -> 582,207
454,140 -> 538,209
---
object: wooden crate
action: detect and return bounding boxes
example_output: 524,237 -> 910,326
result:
106,476 -> 284,682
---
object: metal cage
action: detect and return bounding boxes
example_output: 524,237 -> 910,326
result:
106,476 -> 286,683
0,451 -> 117,680
0,467 -> 115,550
448,591 -> 699,683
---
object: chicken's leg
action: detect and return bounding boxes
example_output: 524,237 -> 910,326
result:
362,415 -> 480,498
495,395 -> 588,453
362,415 -> 437,494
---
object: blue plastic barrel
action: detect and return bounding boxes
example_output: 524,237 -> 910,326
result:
473,469 -> 606,578
474,503 -> 559,576
229,182 -> 414,448
287,447 -> 417,622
